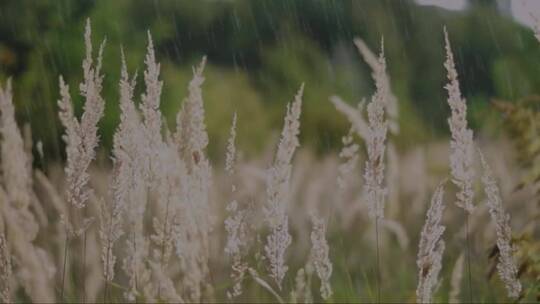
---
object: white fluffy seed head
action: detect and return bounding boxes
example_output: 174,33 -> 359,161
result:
59,19 -> 106,210
416,181 -> 446,304
330,95 -> 369,142
310,215 -> 333,300
0,80 -> 39,240
354,37 -> 399,135
141,31 -> 164,143
264,84 -> 304,289
444,27 -> 475,214
364,39 -> 389,220
480,152 -> 521,299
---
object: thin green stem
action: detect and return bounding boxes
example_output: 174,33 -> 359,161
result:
375,217 -> 381,304
103,281 -> 108,304
60,232 -> 69,301
82,230 -> 87,303
465,213 -> 473,303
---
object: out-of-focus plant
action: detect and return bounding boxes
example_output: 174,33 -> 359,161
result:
492,97 -> 540,301
493,97 -> 540,196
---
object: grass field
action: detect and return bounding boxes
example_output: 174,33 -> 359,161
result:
0,16 -> 538,304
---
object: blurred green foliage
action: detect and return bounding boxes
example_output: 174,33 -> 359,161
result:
1,0 -> 540,161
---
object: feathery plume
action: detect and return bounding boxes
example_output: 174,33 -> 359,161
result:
224,113 -> 249,298
99,55 -> 137,283
0,80 -> 55,301
0,80 -> 38,240
364,39 -> 388,220
59,18 -> 106,209
443,27 -> 475,213
169,57 -> 212,302
416,182 -> 446,304
135,34 -> 183,302
479,153 -> 521,299
175,56 -> 209,166
264,84 -> 304,289
225,199 -> 249,295
330,96 -> 369,142
309,215 -> 333,300
0,188 -> 55,302
57,21 -> 105,302
139,32 -> 166,207
114,53 -> 151,301
140,32 -> 164,148
354,37 -> 399,135
135,37 -> 187,302
224,199 -> 249,298
0,79 -> 31,208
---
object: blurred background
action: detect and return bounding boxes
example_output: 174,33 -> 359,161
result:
1,0 -> 540,162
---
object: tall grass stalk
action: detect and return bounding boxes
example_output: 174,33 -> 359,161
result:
443,27 -> 476,303
363,38 -> 389,303
264,84 -> 304,290
57,19 -> 106,302
480,152 -> 522,299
